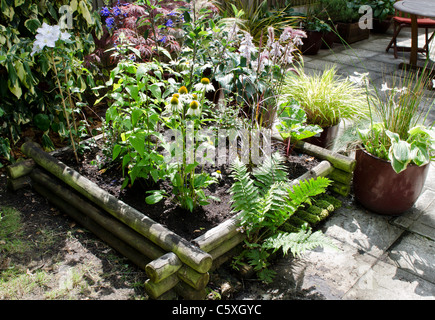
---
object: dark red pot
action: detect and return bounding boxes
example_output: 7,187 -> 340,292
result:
305,124 -> 339,149
353,148 -> 430,215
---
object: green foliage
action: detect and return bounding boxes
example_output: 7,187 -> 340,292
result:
276,103 -> 323,156
101,54 -> 173,189
214,0 -> 302,43
0,0 -> 102,164
146,81 -> 219,212
280,65 -> 369,128
363,0 -> 395,21
229,152 -> 335,282
263,224 -> 336,258
353,68 -> 435,173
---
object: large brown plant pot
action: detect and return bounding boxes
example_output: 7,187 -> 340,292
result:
301,30 -> 323,55
305,124 -> 340,149
334,22 -> 370,44
353,148 -> 430,215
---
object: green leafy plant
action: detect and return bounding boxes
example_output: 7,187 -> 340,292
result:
364,0 -> 395,21
214,0 -> 302,44
100,44 -> 173,189
0,0 -> 102,164
229,152 -> 336,282
146,80 -> 219,212
276,103 -> 323,156
353,69 -> 435,173
280,65 -> 369,128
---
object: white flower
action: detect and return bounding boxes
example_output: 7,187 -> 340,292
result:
31,23 -> 71,56
166,94 -> 183,113
381,82 -> 391,91
186,100 -> 201,117
348,71 -> 369,87
239,32 -> 257,64
60,31 -> 71,41
194,78 -> 215,93
432,79 -> 435,88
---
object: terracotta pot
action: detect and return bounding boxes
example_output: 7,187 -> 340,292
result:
301,30 -> 323,55
353,148 -> 430,215
305,123 -> 339,149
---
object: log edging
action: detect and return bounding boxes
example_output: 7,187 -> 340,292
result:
9,138 -> 355,299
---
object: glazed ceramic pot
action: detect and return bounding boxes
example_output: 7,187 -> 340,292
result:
353,148 -> 430,215
305,123 -> 339,149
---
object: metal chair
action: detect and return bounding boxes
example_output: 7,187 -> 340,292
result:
386,3 -> 435,59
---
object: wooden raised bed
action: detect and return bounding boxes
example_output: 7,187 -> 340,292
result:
6,138 -> 355,300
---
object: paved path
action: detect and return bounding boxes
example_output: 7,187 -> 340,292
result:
234,27 -> 435,300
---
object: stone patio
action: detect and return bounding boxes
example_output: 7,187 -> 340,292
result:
234,26 -> 435,300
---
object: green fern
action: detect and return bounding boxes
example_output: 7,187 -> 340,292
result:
229,152 -> 336,282
262,225 -> 338,258
252,153 -> 288,196
287,177 -> 332,212
229,158 -> 261,222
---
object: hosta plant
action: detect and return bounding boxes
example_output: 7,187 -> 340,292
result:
229,153 -> 336,282
352,69 -> 435,173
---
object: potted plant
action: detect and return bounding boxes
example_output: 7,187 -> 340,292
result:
365,0 -> 395,33
317,0 -> 370,44
279,65 -> 369,149
300,1 -> 333,55
350,70 -> 435,215
302,18 -> 334,55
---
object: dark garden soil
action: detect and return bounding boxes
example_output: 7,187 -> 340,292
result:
55,139 -> 321,241
0,137 -> 323,300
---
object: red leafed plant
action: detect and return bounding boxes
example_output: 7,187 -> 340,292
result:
87,0 -> 192,69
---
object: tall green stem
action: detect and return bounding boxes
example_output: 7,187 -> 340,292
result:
51,55 -> 79,163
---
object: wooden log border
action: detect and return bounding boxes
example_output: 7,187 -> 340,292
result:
8,138 -> 356,300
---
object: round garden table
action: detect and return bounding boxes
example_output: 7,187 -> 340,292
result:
394,0 -> 435,66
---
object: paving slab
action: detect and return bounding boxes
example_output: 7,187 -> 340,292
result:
343,259 -> 435,300
392,188 -> 435,229
383,233 -> 435,284
322,207 -> 404,258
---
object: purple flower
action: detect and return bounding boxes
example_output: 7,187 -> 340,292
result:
113,6 -> 121,16
165,19 -> 174,28
106,17 -> 115,31
159,36 -> 167,43
100,7 -> 110,17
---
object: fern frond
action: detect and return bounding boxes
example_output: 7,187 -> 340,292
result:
229,159 -> 261,225
287,177 -> 331,211
262,226 -> 338,258
258,181 -> 292,232
252,152 -> 288,196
